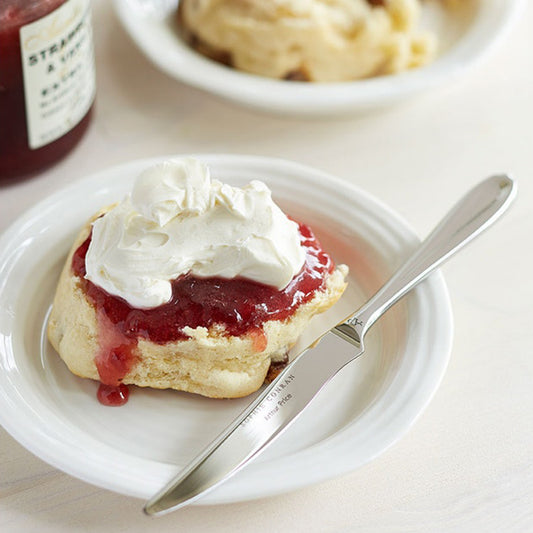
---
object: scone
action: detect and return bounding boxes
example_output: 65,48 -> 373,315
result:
47,158 -> 348,404
177,0 -> 436,82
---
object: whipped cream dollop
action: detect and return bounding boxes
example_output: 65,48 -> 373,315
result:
85,158 -> 306,309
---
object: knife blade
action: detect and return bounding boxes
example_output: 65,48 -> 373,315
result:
144,324 -> 361,516
144,174 -> 516,516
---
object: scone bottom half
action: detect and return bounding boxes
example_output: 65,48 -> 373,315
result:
47,212 -> 348,406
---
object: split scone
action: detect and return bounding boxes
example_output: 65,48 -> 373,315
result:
47,158 -> 348,404
177,0 -> 437,82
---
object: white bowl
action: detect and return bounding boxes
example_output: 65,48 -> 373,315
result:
112,0 -> 525,116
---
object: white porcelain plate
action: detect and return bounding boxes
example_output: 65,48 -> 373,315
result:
0,155 -> 452,504
112,0 -> 524,115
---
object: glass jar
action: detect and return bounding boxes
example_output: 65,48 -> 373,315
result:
0,0 -> 95,180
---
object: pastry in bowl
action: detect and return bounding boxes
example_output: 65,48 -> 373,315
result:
47,158 -> 348,405
177,0 -> 436,82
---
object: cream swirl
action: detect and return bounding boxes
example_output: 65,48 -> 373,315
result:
85,158 -> 305,309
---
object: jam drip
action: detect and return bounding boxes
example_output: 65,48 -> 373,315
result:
93,308 -> 137,406
71,222 -> 335,404
97,383 -> 129,406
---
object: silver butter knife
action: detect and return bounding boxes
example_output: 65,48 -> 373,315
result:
144,175 -> 516,516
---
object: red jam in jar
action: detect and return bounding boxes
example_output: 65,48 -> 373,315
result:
0,0 -> 95,180
71,222 -> 335,405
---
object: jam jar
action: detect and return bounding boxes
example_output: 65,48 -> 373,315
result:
0,0 -> 95,180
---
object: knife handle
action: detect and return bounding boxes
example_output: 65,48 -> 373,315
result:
345,175 -> 516,341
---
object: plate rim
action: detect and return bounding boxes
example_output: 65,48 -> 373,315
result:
0,154 -> 453,504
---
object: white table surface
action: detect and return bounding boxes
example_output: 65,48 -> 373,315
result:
1,1 -> 532,531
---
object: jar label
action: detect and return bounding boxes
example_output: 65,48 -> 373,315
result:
19,0 -> 96,150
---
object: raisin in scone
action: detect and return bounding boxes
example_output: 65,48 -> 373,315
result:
47,158 -> 348,403
178,0 -> 436,82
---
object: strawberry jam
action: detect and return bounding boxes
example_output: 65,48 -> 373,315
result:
71,222 -> 334,404
0,0 -> 95,181
97,383 -> 129,407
